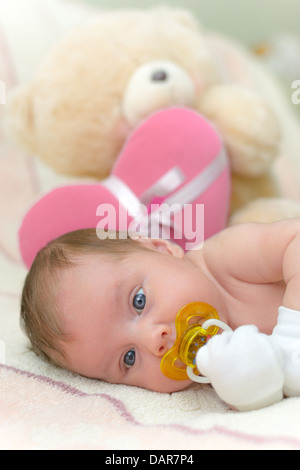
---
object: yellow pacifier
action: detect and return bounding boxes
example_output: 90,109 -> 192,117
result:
160,302 -> 230,382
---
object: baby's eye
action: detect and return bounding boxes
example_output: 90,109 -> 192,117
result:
133,288 -> 146,313
124,348 -> 136,368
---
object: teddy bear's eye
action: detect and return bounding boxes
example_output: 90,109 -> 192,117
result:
151,70 -> 168,82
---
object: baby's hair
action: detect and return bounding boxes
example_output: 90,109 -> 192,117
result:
20,228 -> 148,369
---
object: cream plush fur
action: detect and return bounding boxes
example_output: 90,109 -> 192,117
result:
7,6 -> 300,223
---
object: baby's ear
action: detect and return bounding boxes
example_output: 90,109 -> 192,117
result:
7,83 -> 36,153
134,236 -> 184,258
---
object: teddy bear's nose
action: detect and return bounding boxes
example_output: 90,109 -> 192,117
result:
151,70 -> 168,82
123,60 -> 196,126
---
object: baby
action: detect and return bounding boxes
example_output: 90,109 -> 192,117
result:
20,219 -> 300,411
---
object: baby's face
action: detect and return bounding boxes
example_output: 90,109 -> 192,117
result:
58,239 -> 209,392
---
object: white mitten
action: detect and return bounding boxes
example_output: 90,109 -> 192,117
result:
196,325 -> 284,411
272,306 -> 300,396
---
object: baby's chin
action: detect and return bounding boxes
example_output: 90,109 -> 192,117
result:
144,378 -> 192,393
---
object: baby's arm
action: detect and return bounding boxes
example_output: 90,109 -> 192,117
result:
196,219 -> 300,408
265,220 -> 300,396
201,218 -> 300,311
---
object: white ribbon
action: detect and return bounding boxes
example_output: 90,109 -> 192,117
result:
101,148 -> 228,236
163,148 -> 227,207
140,167 -> 186,206
102,175 -> 142,219
102,166 -> 185,218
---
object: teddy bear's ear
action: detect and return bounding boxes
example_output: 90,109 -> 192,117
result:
7,84 -> 36,153
162,7 -> 202,32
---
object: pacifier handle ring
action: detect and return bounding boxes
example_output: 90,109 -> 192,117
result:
202,319 -> 232,332
187,319 -> 232,384
187,366 -> 211,383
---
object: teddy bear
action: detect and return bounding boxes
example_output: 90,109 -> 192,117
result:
7,6 -> 300,225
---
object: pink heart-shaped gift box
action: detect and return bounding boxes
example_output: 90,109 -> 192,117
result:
19,107 -> 231,268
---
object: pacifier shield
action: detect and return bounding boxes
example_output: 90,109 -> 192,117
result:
160,302 -> 219,380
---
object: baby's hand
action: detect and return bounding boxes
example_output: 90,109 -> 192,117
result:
196,325 -> 284,411
272,306 -> 300,397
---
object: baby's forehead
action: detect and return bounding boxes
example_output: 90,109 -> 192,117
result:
54,246 -> 152,308
55,251 -> 120,294
56,255 -> 125,328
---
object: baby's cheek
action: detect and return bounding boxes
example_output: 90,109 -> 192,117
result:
140,371 -> 192,393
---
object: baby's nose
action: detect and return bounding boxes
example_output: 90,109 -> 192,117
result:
149,324 -> 174,357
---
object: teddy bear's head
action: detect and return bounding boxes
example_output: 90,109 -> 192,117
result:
8,7 -> 221,179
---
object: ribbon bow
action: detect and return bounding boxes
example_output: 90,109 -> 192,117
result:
19,108 -> 231,268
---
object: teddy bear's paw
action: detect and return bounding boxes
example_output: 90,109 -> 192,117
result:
200,84 -> 281,177
229,197 -> 300,225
